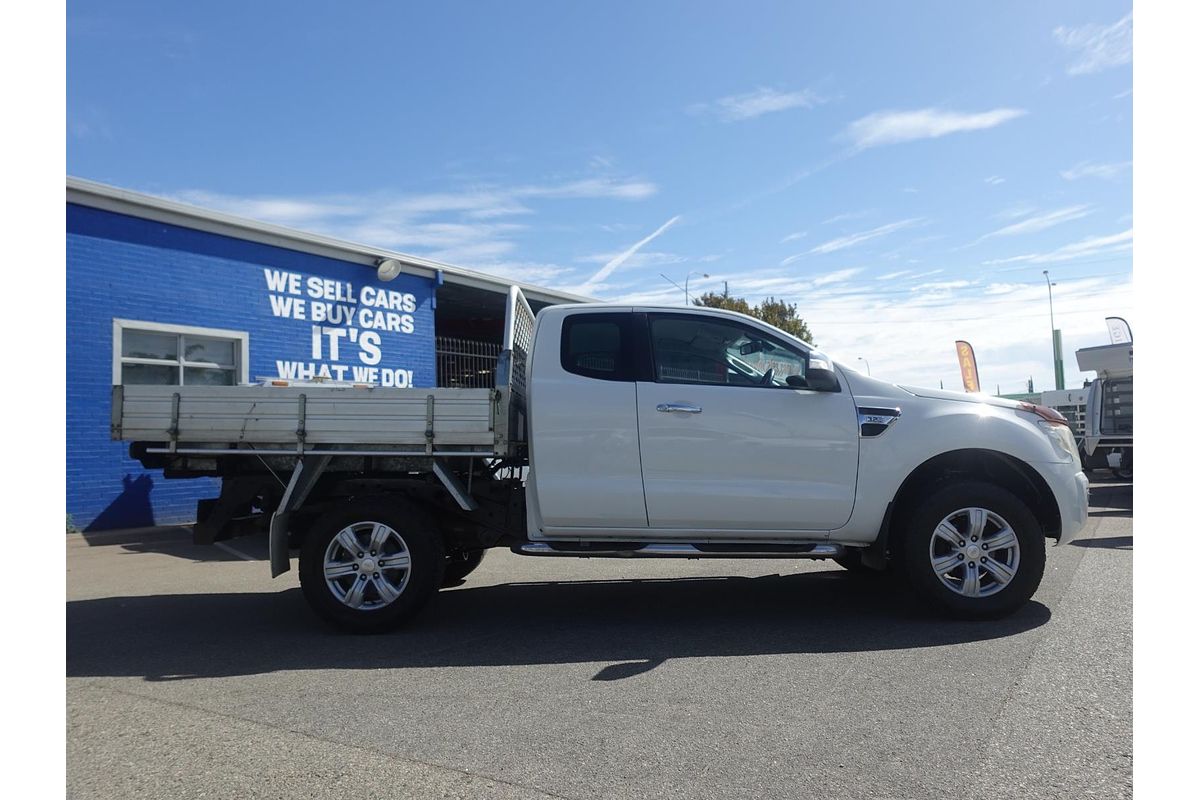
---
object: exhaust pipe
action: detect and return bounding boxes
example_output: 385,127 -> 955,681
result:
513,542 -> 846,559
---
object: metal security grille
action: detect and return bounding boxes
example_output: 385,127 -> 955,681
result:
1050,401 -> 1088,441
1101,377 -> 1133,436
436,337 -> 500,389
503,286 -> 536,400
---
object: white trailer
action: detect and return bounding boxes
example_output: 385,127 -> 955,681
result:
1075,343 -> 1133,479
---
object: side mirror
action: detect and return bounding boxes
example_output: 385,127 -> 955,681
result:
802,358 -> 841,392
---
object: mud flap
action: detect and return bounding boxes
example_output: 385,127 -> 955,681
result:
268,455 -> 331,577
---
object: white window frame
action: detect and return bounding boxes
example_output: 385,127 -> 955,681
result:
112,318 -> 250,385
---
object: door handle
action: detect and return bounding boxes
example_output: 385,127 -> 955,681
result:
656,403 -> 702,414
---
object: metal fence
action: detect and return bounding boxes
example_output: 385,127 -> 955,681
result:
436,337 -> 501,389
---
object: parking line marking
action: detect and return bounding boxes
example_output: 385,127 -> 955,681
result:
214,541 -> 257,562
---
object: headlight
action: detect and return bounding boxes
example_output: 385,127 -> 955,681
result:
1020,401 -> 1078,464
1037,419 -> 1079,463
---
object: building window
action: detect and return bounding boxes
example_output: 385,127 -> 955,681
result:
113,319 -> 249,386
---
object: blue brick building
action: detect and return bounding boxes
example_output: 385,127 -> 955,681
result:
67,178 -> 582,531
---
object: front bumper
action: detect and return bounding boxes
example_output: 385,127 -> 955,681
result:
1034,461 -> 1089,544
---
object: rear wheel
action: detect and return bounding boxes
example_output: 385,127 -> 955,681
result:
1110,450 -> 1132,481
896,481 -> 1045,619
299,499 -> 444,633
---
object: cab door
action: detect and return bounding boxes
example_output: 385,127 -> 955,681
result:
635,312 -> 859,532
527,310 -> 648,529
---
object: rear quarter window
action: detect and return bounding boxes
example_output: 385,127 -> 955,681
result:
560,313 -> 634,381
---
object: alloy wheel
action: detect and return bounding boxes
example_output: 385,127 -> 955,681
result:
928,507 -> 1021,599
322,521 -> 412,610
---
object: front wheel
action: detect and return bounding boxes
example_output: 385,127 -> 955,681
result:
896,481 -> 1045,619
299,499 -> 445,633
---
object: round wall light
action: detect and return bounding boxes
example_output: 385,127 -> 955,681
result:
376,258 -> 403,282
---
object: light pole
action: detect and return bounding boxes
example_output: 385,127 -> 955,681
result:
684,271 -> 710,306
1042,270 -> 1056,332
1043,270 -> 1064,390
857,357 -> 871,376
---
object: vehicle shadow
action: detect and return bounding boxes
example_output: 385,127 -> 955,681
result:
1070,535 -> 1132,550
1088,481 -> 1132,517
75,527 -> 264,564
67,571 -> 1050,682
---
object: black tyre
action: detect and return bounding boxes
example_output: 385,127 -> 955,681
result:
299,498 -> 445,633
1110,451 -> 1132,481
442,549 -> 487,587
895,481 -> 1045,619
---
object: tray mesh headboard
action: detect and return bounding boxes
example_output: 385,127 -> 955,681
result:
501,286 -> 535,399
496,286 -> 536,446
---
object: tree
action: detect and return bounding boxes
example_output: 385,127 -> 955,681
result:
693,291 -> 815,345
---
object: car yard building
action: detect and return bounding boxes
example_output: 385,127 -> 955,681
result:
66,177 -> 586,531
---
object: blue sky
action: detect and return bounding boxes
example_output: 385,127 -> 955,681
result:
67,1 -> 1132,392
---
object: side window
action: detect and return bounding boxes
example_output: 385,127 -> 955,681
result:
649,315 -> 809,388
560,313 -> 633,381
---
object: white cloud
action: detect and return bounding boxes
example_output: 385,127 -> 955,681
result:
172,190 -> 360,227
780,231 -> 807,244
797,218 -> 922,260
592,256 -> 1131,391
812,268 -> 865,287
522,177 -> 657,201
580,216 -> 682,290
821,210 -> 872,225
793,277 -> 1131,390
576,250 -> 686,269
984,175 -> 1006,185
844,108 -> 1026,149
693,87 -> 823,122
464,260 -> 574,287
979,205 -> 1092,239
993,204 -> 1039,221
986,228 -> 1133,266
912,279 -> 972,292
1060,160 -> 1132,181
602,264 -> 1131,391
166,173 -> 657,277
1054,13 -> 1133,76
876,269 -> 913,281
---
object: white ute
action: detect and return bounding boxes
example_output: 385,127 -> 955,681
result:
113,288 -> 1089,631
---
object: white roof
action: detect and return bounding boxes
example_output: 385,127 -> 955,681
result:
66,176 -> 593,307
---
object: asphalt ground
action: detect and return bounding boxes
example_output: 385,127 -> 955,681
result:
66,476 -> 1132,800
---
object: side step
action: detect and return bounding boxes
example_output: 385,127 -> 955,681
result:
513,542 -> 846,559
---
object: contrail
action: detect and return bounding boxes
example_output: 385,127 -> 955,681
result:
583,215 -> 681,290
